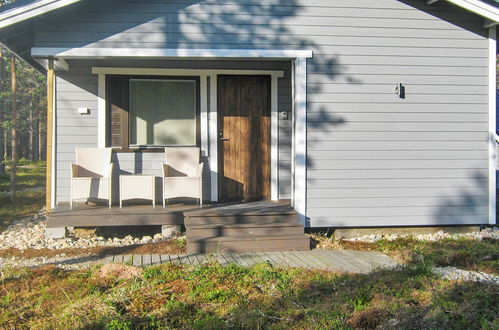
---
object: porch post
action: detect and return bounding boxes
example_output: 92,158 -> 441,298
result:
294,57 -> 307,224
209,74 -> 218,201
46,59 -> 55,213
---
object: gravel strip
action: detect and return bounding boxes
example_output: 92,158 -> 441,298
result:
345,227 -> 499,243
0,211 -> 170,251
0,210 -> 178,269
433,267 -> 499,285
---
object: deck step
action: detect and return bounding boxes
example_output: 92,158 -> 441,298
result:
186,222 -> 305,237
184,214 -> 300,226
187,234 -> 311,254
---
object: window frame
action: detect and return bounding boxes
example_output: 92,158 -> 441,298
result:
106,75 -> 200,152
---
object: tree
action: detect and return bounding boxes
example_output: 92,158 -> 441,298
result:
10,55 -> 17,200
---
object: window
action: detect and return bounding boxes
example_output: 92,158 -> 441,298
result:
107,76 -> 198,149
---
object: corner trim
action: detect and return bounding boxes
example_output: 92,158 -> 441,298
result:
488,26 -> 496,225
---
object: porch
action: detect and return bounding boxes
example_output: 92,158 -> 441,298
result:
46,200 -> 310,253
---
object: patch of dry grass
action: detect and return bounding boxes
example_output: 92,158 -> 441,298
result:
310,233 -> 499,275
0,262 -> 497,329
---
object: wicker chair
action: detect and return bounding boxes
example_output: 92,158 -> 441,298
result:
69,147 -> 113,208
162,147 -> 203,207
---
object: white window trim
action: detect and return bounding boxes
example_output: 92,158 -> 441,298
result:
488,26 -> 496,225
94,67 -> 286,202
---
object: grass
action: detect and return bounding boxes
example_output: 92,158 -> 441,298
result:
0,160 -> 46,192
0,262 -> 497,329
0,189 -> 44,228
0,161 -> 45,229
311,234 -> 499,276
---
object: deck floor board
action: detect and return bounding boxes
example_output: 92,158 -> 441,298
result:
96,250 -> 396,274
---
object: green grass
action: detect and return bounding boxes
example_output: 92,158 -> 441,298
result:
0,161 -> 45,227
0,189 -> 44,226
0,262 -> 497,329
312,235 -> 499,276
375,237 -> 499,275
0,161 -> 46,192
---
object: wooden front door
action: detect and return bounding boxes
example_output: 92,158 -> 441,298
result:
218,75 -> 271,201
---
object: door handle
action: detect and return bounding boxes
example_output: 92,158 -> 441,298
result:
220,137 -> 229,141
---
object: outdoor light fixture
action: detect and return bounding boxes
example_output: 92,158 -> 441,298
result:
394,83 -> 405,99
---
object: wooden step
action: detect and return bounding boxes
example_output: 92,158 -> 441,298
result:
184,214 -> 301,226
187,234 -> 311,254
186,222 -> 305,237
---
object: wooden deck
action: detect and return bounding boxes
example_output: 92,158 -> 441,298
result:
46,200 -> 295,228
99,250 -> 398,274
47,201 -> 311,253
46,203 -> 197,228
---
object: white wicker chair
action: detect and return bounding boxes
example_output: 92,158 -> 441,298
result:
162,147 -> 203,207
69,147 -> 113,209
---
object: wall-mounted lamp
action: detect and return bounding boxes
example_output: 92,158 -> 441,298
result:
78,107 -> 90,115
279,111 -> 289,120
395,83 -> 405,99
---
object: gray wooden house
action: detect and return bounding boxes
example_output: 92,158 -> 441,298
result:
0,0 -> 497,252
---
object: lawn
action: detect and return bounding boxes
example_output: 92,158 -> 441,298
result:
312,235 -> 499,276
0,262 -> 497,329
0,160 -> 46,192
0,161 -> 45,228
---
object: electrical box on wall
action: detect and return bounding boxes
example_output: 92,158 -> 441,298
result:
279,111 -> 289,120
78,108 -> 90,115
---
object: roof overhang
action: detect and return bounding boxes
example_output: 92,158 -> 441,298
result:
31,47 -> 314,71
0,0 -> 82,29
427,0 -> 499,27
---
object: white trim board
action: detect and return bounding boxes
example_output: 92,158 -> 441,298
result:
293,58 -> 307,224
33,48 -> 313,61
444,0 -> 499,24
94,67 -> 286,202
488,26 -> 496,225
92,67 -> 284,78
0,0 -> 82,29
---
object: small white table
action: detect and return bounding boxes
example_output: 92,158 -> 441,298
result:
119,174 -> 155,208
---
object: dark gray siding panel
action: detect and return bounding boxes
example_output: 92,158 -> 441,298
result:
54,59 -> 293,203
42,0 -> 491,226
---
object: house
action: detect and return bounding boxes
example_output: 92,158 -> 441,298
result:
0,0 -> 497,251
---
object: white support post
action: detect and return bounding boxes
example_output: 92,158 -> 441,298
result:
271,74 -> 279,201
209,74 -> 218,202
488,27 -> 496,225
52,75 -> 56,208
294,58 -> 307,224
97,73 -> 106,148
200,75 -> 208,157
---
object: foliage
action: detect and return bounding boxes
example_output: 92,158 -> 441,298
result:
0,262 -> 497,329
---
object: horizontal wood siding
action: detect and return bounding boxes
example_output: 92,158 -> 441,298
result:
54,59 -> 292,203
41,0 -> 491,226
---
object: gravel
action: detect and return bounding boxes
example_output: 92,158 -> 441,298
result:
433,267 -> 499,285
0,210 -> 175,270
0,211 -> 170,251
345,227 -> 499,243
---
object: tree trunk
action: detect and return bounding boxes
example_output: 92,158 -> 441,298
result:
0,53 -> 4,175
34,107 -> 39,161
38,118 -> 43,160
29,101 -> 34,161
10,55 -> 17,201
